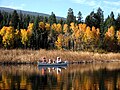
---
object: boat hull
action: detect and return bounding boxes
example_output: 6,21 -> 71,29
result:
37,62 -> 68,66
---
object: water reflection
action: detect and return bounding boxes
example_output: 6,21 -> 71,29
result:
0,63 -> 120,90
38,66 -> 67,75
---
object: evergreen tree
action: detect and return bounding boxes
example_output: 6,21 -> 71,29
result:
6,13 -> 11,26
97,8 -> 104,34
49,12 -> 57,24
66,8 -> 76,25
1,11 -> 9,26
11,10 -> 19,29
0,11 -> 3,29
39,16 -> 44,22
104,11 -> 116,33
77,11 -> 83,23
96,8 -> 104,48
85,11 -> 99,28
23,14 -> 30,29
116,14 -> 120,30
0,11 -> 3,23
18,11 -> 23,29
43,16 -> 48,23
30,16 -> 39,49
85,8 -> 104,29
58,18 -> 64,25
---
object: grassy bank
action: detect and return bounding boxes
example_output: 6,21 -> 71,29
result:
0,49 -> 120,64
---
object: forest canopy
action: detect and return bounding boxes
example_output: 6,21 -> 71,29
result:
0,7 -> 120,52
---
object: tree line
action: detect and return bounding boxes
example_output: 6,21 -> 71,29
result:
0,7 -> 120,52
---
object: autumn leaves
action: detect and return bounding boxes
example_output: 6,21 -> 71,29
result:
0,21 -> 119,51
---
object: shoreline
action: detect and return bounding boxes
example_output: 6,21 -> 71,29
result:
0,49 -> 120,65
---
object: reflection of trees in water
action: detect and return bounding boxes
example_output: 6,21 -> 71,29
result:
64,67 -> 120,90
0,66 -> 62,90
0,64 -> 120,89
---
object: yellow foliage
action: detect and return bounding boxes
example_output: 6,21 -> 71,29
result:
75,30 -> 80,39
55,34 -> 63,50
15,29 -> 19,35
92,26 -> 96,33
83,26 -> 100,43
39,22 -> 45,30
0,26 -> 12,36
27,23 -> 33,30
116,30 -> 120,45
56,24 -> 62,33
45,23 -> 50,30
63,24 -> 68,33
51,23 -> 57,30
27,29 -> 32,37
96,28 -> 100,35
84,26 -> 93,40
105,26 -> 115,40
70,22 -> 79,39
27,23 -> 33,37
0,26 -> 6,36
82,24 -> 87,31
64,36 -> 70,43
70,22 -> 75,30
21,29 -> 28,45
78,23 -> 86,32
1,26 -> 14,47
70,22 -> 78,32
92,26 -> 99,38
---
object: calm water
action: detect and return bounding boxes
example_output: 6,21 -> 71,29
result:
0,63 -> 120,90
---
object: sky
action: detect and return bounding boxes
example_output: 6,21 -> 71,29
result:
0,0 -> 120,20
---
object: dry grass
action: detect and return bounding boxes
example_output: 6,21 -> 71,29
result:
0,49 -> 120,63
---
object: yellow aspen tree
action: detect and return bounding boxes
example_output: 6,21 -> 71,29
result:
27,23 -> 34,31
75,30 -> 80,39
70,23 -> 79,50
96,28 -> 100,39
91,27 -> 100,45
116,30 -> 120,45
56,23 -> 62,33
1,26 -> 14,47
55,34 -> 63,50
104,26 -> 115,51
0,26 -> 7,36
84,26 -> 93,42
39,22 -> 45,30
78,23 -> 86,32
45,23 -> 50,30
105,26 -> 115,40
82,24 -> 87,32
70,23 -> 78,38
70,22 -> 75,31
78,24 -> 86,39
63,35 -> 70,48
27,23 -> 33,37
63,24 -> 68,33
92,26 -> 97,40
83,26 -> 99,50
51,23 -> 57,31
91,26 -> 96,34
70,22 -> 78,34
21,29 -> 28,45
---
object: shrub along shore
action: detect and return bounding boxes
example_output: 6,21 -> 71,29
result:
0,49 -> 120,65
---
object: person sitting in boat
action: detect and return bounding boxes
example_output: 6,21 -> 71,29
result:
42,57 -> 47,63
48,59 -> 52,64
56,57 -> 62,63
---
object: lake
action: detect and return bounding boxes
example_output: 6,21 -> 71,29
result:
0,63 -> 120,90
